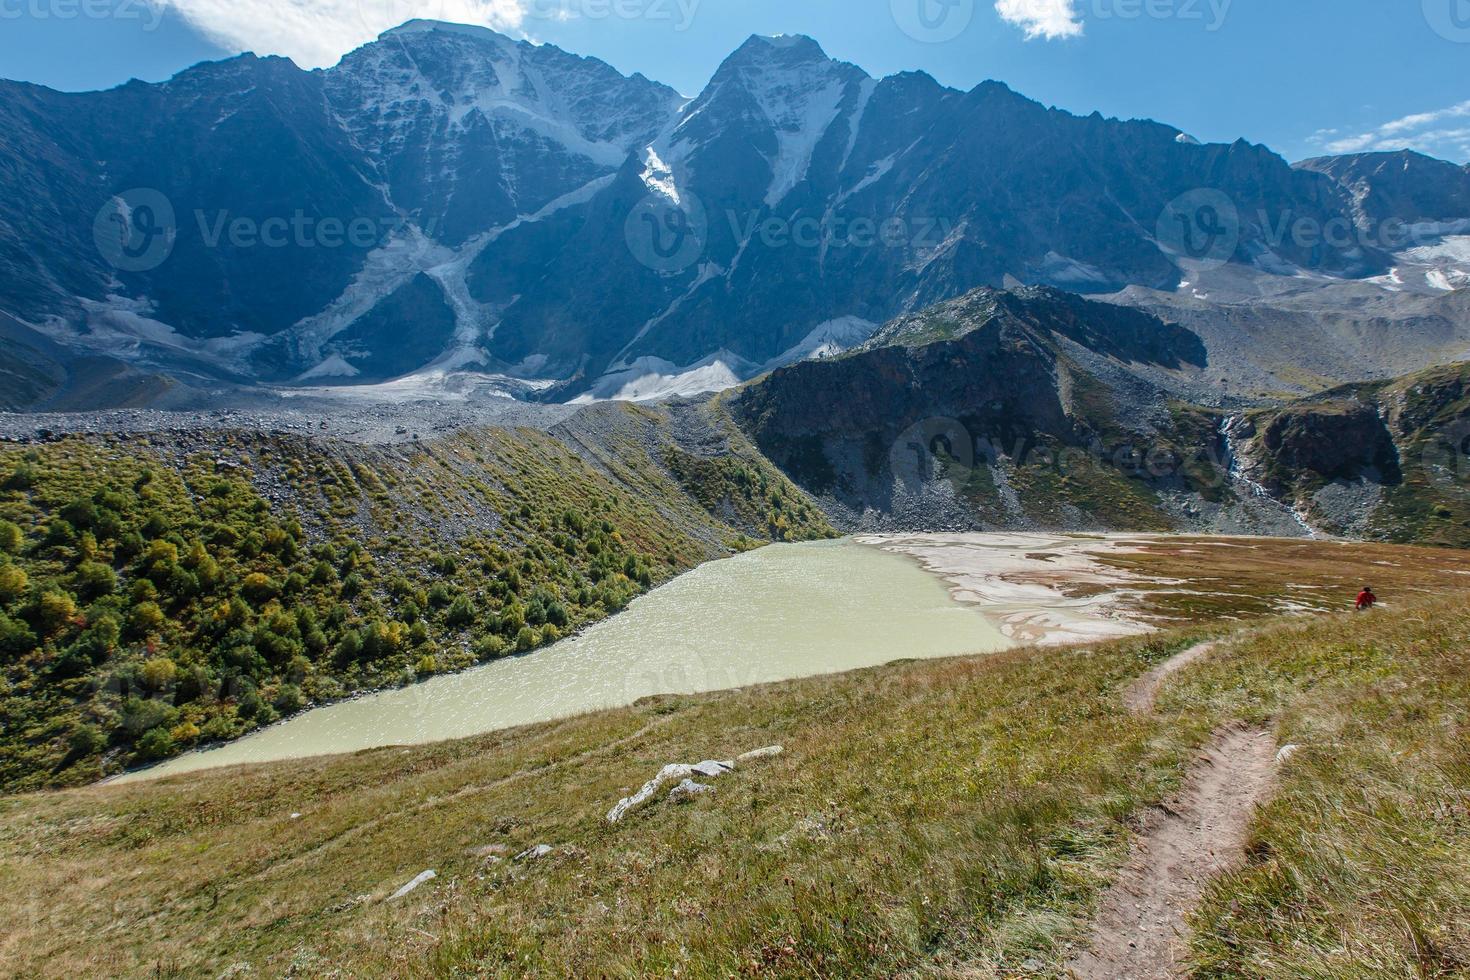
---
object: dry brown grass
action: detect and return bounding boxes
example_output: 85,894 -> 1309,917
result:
1097,535 -> 1470,624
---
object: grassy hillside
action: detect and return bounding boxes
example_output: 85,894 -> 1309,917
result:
0,409 -> 832,791
2,572 -> 1467,976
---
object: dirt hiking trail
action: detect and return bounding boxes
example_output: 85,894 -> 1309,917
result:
1067,642 -> 1277,979
1123,641 -> 1218,715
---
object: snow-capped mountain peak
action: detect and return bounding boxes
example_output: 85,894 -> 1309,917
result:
319,24 -> 681,248
4,25 -> 1469,406
377,18 -> 516,43
676,33 -> 871,206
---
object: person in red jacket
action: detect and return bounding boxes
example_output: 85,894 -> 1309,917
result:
1355,586 -> 1377,611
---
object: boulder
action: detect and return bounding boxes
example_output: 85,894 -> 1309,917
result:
606,747 -> 784,823
388,869 -> 437,901
668,779 -> 715,802
515,844 -> 553,862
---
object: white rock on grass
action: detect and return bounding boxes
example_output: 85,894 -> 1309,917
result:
515,844 -> 554,862
1276,744 -> 1301,764
606,747 -> 784,824
668,779 -> 716,802
388,869 -> 437,901
607,762 -> 728,823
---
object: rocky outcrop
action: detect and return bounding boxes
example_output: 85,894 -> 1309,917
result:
1295,150 -> 1470,228
1230,362 -> 1470,546
732,287 -> 1230,532
731,287 -> 1470,547
1245,402 -> 1401,493
606,747 -> 783,824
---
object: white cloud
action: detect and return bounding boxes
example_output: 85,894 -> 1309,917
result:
994,0 -> 1083,40
1316,101 -> 1470,162
150,0 -> 526,70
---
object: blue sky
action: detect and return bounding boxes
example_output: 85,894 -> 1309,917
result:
2,0 -> 1467,163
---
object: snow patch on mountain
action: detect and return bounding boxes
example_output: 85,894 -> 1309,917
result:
297,354 -> 361,380
290,228 -> 453,360
1401,234 -> 1470,268
326,21 -> 679,228
380,19 -> 509,42
1035,252 -> 1112,287
284,369 -> 555,404
711,35 -> 869,207
291,173 -> 615,372
765,316 -> 878,369
838,77 -> 878,174
47,294 -> 267,374
611,261 -> 726,367
333,29 -> 624,167
572,353 -> 748,403
759,74 -> 848,206
841,153 -> 897,202
581,315 -> 877,403
1367,233 -> 1470,293
639,145 -> 684,203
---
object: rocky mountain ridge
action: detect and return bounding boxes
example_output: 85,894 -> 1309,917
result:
2,23 -> 1468,406
732,286 -> 1470,545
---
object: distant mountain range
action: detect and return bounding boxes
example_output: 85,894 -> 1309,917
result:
1,21 -> 1468,408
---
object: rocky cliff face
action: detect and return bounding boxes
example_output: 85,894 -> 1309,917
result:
1231,362 -> 1470,546
1232,404 -> 1401,495
1296,150 -> 1470,228
0,23 -> 681,386
732,287 -> 1257,533
732,287 -> 1470,546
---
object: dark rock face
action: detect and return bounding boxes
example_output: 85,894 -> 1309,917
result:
322,22 -> 681,247
480,39 -> 1379,392
863,287 -> 1207,369
0,312 -> 188,412
1225,362 -> 1470,546
731,287 -> 1224,529
0,22 -> 681,386
1296,150 -> 1470,227
1,56 -> 395,339
739,307 -> 1073,462
1252,403 -> 1403,491
315,273 -> 459,384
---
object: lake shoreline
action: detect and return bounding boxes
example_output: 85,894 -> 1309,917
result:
115,539 -> 1008,783
858,533 -> 1165,645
